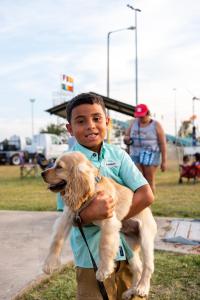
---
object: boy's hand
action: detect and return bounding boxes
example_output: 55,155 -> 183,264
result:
80,191 -> 115,224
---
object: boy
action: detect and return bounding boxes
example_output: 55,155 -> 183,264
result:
63,93 -> 154,300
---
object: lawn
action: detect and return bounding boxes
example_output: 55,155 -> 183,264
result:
16,251 -> 200,300
1,163 -> 200,300
0,164 -> 200,218
0,165 -> 56,211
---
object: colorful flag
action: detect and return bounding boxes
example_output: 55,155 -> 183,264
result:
61,74 -> 74,93
61,83 -> 67,91
67,76 -> 74,83
67,85 -> 74,92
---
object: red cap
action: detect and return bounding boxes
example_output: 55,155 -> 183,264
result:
134,104 -> 149,117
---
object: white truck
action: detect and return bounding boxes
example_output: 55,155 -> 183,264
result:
27,133 -> 68,160
0,133 -> 69,165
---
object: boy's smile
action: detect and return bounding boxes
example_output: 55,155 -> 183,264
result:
66,103 -> 109,153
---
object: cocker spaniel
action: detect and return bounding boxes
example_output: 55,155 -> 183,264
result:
41,151 -> 157,299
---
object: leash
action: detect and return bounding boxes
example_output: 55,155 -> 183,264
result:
75,215 -> 109,300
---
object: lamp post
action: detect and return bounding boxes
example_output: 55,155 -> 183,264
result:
173,88 -> 177,138
192,96 -> 200,146
127,4 -> 141,105
107,26 -> 135,99
106,26 -> 135,144
30,98 -> 36,137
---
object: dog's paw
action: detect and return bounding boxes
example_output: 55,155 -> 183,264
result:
96,263 -> 114,282
42,255 -> 61,274
135,283 -> 150,297
122,288 -> 137,300
96,269 -> 110,281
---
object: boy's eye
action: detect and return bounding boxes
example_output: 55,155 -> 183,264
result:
77,119 -> 84,124
94,116 -> 101,122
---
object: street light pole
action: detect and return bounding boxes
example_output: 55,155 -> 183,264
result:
127,4 -> 141,105
30,98 -> 36,137
106,26 -> 135,144
107,26 -> 135,99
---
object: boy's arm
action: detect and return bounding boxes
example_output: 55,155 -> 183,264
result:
123,120 -> 134,144
79,184 -> 154,225
79,191 -> 115,225
124,184 -> 154,219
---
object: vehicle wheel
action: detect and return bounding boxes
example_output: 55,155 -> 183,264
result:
11,154 -> 21,165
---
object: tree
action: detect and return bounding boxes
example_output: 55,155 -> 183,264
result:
40,123 -> 66,136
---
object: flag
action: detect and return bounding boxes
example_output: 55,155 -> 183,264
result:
67,85 -> 74,92
61,83 -> 67,91
67,76 -> 74,83
61,74 -> 74,93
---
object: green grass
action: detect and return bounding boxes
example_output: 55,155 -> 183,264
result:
154,168 -> 200,218
17,251 -> 200,300
0,166 -> 56,211
1,164 -> 200,299
1,164 -> 200,218
16,265 -> 77,300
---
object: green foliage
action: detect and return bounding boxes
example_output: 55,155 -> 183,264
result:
40,123 -> 66,136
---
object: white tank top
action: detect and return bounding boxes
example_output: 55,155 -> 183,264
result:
129,118 -> 160,156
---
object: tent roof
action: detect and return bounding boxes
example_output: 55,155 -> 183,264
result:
46,92 -> 135,119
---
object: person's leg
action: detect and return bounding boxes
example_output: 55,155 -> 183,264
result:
76,267 -> 117,300
116,261 -> 147,300
76,263 -> 147,300
142,165 -> 158,194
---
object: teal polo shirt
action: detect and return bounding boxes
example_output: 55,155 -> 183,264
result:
64,142 -> 147,267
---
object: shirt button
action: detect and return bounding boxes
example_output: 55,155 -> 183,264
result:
93,153 -> 97,157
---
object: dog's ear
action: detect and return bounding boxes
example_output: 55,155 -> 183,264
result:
64,161 -> 95,211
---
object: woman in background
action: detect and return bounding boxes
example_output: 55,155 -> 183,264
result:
124,103 -> 167,193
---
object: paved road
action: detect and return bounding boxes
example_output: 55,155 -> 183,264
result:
0,211 -> 198,300
0,211 -> 73,300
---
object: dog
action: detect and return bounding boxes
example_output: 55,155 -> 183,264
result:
41,151 -> 157,299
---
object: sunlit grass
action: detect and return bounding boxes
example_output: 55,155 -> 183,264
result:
17,251 -> 200,300
0,166 -> 56,211
1,164 -> 200,218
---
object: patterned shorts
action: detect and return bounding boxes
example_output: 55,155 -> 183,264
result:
131,151 -> 160,166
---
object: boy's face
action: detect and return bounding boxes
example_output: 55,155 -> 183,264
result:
66,103 -> 109,153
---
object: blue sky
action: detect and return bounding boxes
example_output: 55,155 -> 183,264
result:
1,0 -> 200,140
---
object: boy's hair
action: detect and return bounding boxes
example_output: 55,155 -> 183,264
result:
66,93 -> 106,123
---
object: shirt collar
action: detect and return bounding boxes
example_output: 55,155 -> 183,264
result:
73,142 -> 106,161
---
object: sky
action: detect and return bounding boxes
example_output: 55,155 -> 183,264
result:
0,0 -> 200,140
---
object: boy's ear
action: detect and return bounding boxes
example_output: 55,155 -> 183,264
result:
66,123 -> 74,136
106,116 -> 110,126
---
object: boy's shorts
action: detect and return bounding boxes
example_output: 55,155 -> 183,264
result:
76,261 -> 147,300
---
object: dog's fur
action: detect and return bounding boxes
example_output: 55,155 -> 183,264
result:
41,151 -> 157,298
